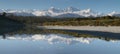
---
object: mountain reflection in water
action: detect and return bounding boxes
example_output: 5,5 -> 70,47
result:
0,34 -> 94,44
1,28 -> 120,54
1,27 -> 120,44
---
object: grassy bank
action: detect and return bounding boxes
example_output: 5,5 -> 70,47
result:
7,16 -> 120,26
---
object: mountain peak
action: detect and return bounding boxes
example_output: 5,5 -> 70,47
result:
81,8 -> 92,13
65,7 -> 79,12
49,7 -> 56,10
48,7 -> 61,13
0,7 -> 120,18
86,8 -> 91,12
108,11 -> 120,17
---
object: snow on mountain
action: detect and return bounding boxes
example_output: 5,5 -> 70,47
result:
32,10 -> 49,16
108,11 -> 120,17
48,7 -> 63,13
0,7 -> 119,17
56,13 -> 83,18
73,9 -> 97,17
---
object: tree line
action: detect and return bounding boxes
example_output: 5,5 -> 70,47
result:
2,12 -> 120,26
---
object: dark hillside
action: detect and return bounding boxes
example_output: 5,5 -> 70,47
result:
0,15 -> 24,34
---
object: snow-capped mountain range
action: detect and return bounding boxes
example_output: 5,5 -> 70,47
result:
0,7 -> 120,17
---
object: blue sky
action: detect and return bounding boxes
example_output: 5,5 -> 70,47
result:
0,0 -> 120,13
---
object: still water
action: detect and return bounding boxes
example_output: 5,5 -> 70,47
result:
0,29 -> 120,54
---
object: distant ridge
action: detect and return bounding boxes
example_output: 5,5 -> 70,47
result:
0,7 -> 120,18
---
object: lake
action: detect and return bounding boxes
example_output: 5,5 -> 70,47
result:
0,28 -> 120,54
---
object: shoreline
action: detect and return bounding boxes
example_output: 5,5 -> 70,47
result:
37,26 -> 120,33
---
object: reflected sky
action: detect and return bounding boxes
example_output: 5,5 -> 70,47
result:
1,34 -> 120,54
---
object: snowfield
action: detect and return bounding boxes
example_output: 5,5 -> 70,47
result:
37,26 -> 120,33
